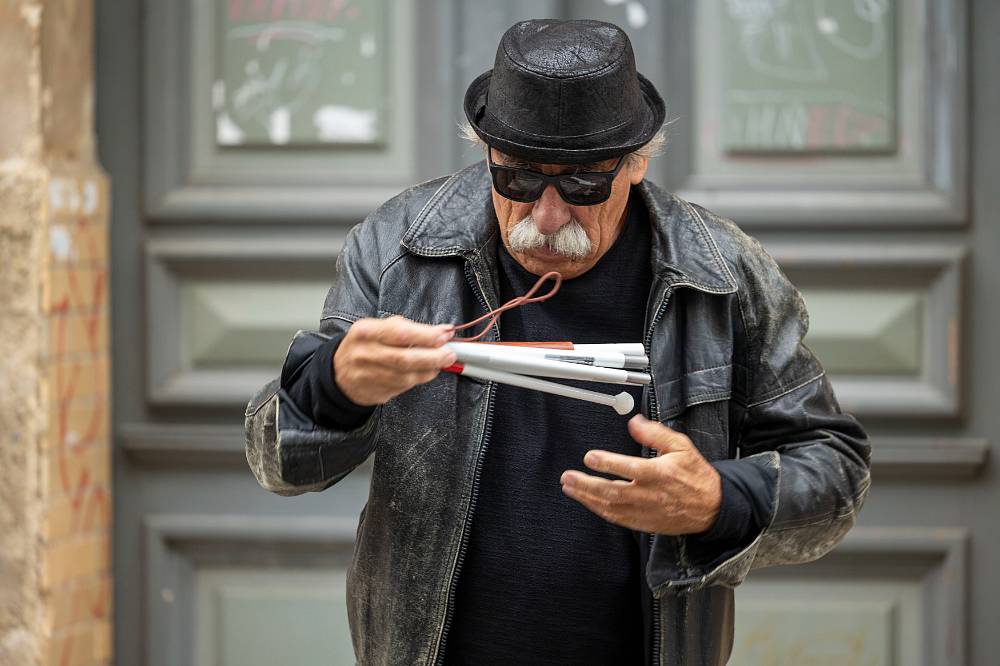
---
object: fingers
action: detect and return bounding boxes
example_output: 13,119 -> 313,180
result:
560,470 -> 653,506
364,345 -> 457,372
560,472 -> 661,531
334,316 -> 458,405
627,414 -> 692,454
353,315 -> 454,348
361,365 -> 442,391
560,481 -> 635,529
582,449 -> 655,483
561,472 -> 629,509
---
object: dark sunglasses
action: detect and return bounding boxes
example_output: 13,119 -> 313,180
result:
487,149 -> 626,206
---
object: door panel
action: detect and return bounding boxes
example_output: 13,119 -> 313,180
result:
97,1 -> 996,664
194,568 -> 355,666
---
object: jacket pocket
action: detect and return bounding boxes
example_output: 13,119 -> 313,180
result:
656,364 -> 733,463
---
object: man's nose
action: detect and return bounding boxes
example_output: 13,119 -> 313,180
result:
531,184 -> 572,235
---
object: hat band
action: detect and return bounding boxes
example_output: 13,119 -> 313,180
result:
483,105 -> 631,140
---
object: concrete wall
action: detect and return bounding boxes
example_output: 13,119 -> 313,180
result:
0,1 -> 112,664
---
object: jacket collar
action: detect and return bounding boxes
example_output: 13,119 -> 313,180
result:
401,161 -> 737,295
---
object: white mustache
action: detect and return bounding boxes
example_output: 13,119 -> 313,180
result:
507,216 -> 593,259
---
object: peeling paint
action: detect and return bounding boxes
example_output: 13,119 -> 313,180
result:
268,105 -> 291,144
360,32 -> 376,57
216,112 -> 246,145
49,224 -> 71,260
313,105 -> 377,142
19,3 -> 41,29
626,2 -> 649,29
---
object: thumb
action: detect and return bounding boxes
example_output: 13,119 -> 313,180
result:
628,414 -> 692,454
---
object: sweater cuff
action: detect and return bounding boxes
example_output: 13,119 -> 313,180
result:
310,335 -> 376,430
692,464 -> 753,544
681,459 -> 767,570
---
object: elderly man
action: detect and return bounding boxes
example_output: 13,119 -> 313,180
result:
244,18 -> 870,666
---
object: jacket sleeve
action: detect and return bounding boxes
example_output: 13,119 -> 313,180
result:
646,238 -> 872,595
244,221 -> 382,497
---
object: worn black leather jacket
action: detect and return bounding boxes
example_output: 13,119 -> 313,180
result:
244,161 -> 871,666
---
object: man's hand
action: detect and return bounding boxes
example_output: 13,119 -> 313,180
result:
560,414 -> 722,535
334,316 -> 457,406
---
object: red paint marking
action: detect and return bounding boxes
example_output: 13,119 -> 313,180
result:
82,487 -> 108,532
330,0 -> 348,21
77,403 -> 104,451
59,634 -> 73,666
48,207 -> 109,609
270,0 -> 287,21
251,0 -> 268,20
306,0 -> 324,20
70,469 -> 91,512
90,580 -> 109,618
52,294 -> 70,314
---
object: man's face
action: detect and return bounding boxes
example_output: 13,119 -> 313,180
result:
490,148 -> 648,279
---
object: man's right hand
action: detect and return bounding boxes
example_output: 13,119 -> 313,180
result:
333,316 -> 457,406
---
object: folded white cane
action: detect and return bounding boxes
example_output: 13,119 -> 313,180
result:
444,362 -> 635,415
440,270 -> 645,415
447,343 -> 650,385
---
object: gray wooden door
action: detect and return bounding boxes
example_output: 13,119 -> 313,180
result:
98,1 -> 997,664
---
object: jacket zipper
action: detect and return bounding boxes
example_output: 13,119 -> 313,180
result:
428,259 -> 498,666
429,259 -> 676,665
643,284 -> 673,666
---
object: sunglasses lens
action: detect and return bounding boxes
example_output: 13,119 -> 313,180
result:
558,174 -> 612,205
494,169 -> 545,202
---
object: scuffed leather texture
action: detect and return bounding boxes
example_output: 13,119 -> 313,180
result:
243,161 -> 871,666
464,19 -> 666,164
243,332 -> 381,497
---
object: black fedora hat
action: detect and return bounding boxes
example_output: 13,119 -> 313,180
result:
464,19 -> 666,165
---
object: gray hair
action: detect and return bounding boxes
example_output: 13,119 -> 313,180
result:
458,120 -> 668,169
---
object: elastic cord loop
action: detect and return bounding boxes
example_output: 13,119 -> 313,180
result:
452,271 -> 562,341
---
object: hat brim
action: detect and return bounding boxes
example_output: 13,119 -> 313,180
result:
463,69 -> 666,165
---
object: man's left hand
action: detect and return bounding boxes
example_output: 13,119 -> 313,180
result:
560,414 -> 722,535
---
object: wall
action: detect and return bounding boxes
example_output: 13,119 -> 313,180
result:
0,1 -> 112,664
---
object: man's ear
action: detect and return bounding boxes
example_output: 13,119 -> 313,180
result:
627,155 -> 648,185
